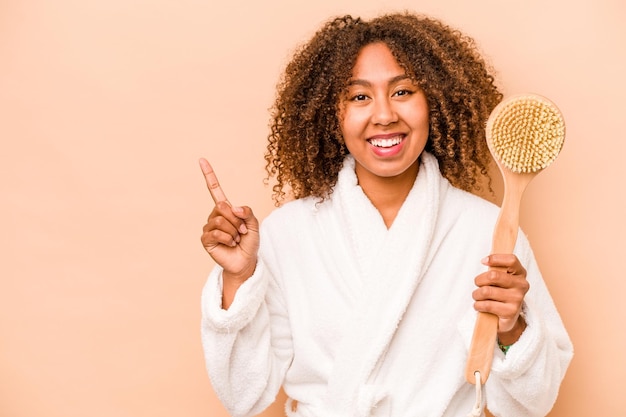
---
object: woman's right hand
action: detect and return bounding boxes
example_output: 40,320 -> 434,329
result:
199,158 -> 259,286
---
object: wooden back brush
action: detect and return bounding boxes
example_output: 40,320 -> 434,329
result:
465,93 -> 566,387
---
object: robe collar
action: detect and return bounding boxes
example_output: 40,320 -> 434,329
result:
324,152 -> 449,416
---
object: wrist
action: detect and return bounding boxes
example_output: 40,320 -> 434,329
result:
221,261 -> 257,310
497,313 -> 527,347
223,260 -> 257,284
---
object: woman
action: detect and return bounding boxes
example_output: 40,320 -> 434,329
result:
199,12 -> 572,417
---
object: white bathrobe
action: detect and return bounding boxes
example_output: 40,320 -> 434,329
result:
201,152 -> 573,417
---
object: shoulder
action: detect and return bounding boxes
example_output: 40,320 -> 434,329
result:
258,196 -> 332,269
443,184 -> 534,260
433,184 -> 503,251
260,196 -> 321,234
443,183 -> 500,222
262,197 -> 318,221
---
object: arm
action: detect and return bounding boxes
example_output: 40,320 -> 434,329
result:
197,158 -> 294,416
201,259 -> 293,417
484,237 -> 573,416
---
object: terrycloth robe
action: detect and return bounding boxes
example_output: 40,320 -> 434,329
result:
201,152 -> 573,417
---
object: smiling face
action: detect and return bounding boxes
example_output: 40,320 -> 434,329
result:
339,42 -> 430,189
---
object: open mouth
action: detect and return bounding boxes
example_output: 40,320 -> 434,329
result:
368,135 -> 404,148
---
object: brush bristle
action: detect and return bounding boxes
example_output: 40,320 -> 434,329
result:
486,94 -> 565,173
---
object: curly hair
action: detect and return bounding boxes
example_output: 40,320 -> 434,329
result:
265,12 -> 502,204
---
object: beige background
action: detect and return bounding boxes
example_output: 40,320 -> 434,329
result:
1,0 -> 624,416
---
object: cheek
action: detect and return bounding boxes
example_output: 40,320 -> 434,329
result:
405,104 -> 430,133
340,108 -> 368,136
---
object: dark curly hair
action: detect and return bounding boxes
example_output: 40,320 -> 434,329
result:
265,12 -> 502,204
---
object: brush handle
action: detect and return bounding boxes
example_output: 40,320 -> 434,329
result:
491,176 -> 528,254
465,172 -> 533,385
466,312 -> 499,384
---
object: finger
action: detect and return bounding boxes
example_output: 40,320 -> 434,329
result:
473,299 -> 520,320
211,201 -> 248,235
205,214 -> 241,242
475,269 -> 510,288
475,269 -> 530,292
472,285 -> 525,304
481,254 -> 523,273
228,205 -> 261,234
202,228 -> 239,249
199,158 -> 230,205
476,268 -> 520,287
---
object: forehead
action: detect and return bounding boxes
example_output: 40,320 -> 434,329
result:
350,42 -> 407,81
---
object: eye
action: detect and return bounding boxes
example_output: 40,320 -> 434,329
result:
393,89 -> 414,97
351,93 -> 369,102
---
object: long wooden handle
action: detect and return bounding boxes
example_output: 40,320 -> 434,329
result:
465,175 -> 530,385
465,311 -> 499,384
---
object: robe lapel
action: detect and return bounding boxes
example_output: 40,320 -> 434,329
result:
324,153 -> 445,416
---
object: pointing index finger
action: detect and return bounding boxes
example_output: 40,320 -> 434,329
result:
199,158 -> 230,205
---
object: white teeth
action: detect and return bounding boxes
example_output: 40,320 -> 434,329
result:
369,136 -> 403,148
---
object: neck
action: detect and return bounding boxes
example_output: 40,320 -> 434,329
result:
355,161 -> 419,228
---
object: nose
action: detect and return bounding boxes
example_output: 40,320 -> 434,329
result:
371,96 -> 398,125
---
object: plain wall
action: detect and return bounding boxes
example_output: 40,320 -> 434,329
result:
1,0 -> 624,416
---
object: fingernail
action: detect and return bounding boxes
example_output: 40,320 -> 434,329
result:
239,224 -> 248,234
481,256 -> 489,264
232,206 -> 244,214
235,235 -> 241,243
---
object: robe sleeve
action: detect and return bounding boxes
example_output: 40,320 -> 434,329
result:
484,234 -> 574,416
200,254 -> 293,417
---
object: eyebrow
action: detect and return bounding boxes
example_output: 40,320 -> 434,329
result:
347,74 -> 412,87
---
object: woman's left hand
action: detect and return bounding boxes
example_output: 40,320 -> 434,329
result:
473,254 -> 529,345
